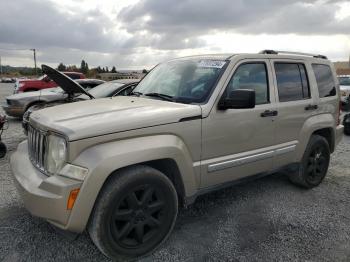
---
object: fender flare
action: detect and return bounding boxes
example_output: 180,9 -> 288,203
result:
66,134 -> 198,232
296,113 -> 335,160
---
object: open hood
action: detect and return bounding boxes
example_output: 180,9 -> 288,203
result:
41,65 -> 94,99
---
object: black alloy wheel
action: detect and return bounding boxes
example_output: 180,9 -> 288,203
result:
288,135 -> 330,188
88,165 -> 178,261
304,144 -> 329,185
109,184 -> 166,248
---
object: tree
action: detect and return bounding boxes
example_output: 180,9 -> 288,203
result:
57,63 -> 66,71
97,66 -> 103,73
142,69 -> 148,74
80,60 -> 89,74
66,65 -> 79,72
111,66 -> 117,73
105,66 -> 109,73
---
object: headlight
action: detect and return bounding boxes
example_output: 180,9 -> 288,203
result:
19,82 -> 25,88
46,134 -> 67,174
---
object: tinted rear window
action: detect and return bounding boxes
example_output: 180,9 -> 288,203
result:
312,64 -> 336,98
274,63 -> 310,102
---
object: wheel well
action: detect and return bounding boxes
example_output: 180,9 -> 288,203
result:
106,159 -> 186,206
24,101 -> 44,112
312,128 -> 335,152
140,159 -> 186,206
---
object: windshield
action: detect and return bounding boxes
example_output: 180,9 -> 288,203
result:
88,82 -> 124,98
132,58 -> 228,103
339,77 -> 350,86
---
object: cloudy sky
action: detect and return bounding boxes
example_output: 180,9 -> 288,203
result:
0,0 -> 349,69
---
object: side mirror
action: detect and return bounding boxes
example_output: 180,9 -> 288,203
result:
218,89 -> 255,110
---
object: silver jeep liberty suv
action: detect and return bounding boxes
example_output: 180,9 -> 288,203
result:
11,50 -> 344,260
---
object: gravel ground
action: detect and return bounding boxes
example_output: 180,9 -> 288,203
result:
0,82 -> 350,262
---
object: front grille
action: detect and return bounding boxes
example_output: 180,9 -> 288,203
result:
28,125 -> 47,173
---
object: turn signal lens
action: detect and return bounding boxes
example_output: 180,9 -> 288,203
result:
67,189 -> 80,210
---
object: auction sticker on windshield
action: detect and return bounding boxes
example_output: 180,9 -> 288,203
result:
198,60 -> 226,68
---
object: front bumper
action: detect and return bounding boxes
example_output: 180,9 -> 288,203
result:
11,141 -> 82,229
2,103 -> 24,117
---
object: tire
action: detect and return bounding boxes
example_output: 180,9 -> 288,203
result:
288,135 -> 330,188
0,142 -> 6,158
88,165 -> 178,261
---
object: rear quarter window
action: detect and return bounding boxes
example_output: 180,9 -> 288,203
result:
312,64 -> 336,98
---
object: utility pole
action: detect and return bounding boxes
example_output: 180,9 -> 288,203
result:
0,56 -> 2,76
30,48 -> 37,76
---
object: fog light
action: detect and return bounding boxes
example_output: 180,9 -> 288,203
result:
67,189 -> 80,210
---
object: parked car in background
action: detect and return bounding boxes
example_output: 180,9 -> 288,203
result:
1,77 -> 15,83
338,75 -> 350,110
22,65 -> 139,133
11,51 -> 343,260
3,78 -> 104,118
13,71 -> 85,93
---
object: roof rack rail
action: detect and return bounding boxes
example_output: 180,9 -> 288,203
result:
259,50 -> 327,59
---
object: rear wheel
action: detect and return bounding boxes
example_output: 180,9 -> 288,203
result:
88,165 -> 178,261
288,135 -> 330,188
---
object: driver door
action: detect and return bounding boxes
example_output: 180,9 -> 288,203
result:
201,59 -> 277,188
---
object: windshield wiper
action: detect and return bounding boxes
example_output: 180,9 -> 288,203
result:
129,91 -> 143,97
144,92 -> 174,102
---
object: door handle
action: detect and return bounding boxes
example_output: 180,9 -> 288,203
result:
260,110 -> 278,117
305,104 -> 318,111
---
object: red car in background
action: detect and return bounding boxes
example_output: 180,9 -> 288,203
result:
13,71 -> 85,93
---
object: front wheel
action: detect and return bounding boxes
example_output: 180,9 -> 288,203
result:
288,135 -> 330,188
88,165 -> 178,261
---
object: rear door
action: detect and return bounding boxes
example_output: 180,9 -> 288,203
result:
270,59 -> 317,168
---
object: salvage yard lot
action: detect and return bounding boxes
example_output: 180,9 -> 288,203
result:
0,82 -> 350,262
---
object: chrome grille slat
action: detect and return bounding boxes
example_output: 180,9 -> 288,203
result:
39,135 -> 43,167
27,125 -> 47,174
